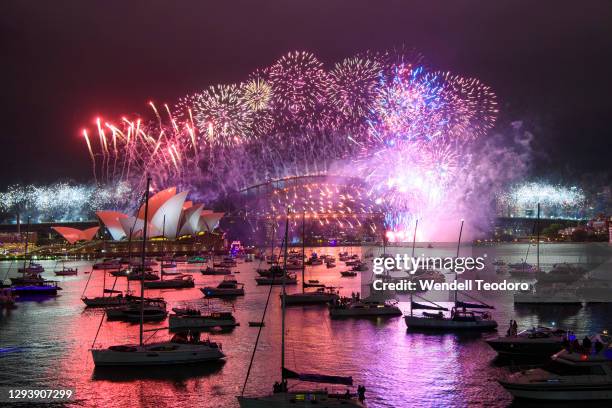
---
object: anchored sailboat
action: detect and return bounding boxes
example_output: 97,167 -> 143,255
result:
238,209 -> 366,407
404,219 -> 498,331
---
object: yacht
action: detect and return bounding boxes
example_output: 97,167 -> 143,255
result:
201,267 -> 232,275
499,332 -> 612,400
169,311 -> 238,330
106,298 -> 168,322
256,273 -> 298,285
486,326 -> 569,357
126,270 -> 159,281
404,302 -> 497,331
54,267 -> 78,276
201,276 -> 245,297
143,274 -> 194,289
92,337 -> 225,366
82,292 -> 136,308
329,295 -> 402,318
285,287 -> 339,305
340,271 -> 357,277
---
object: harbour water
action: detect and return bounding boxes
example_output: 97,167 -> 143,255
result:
1,243 -> 611,408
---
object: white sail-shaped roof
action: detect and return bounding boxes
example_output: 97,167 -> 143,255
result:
199,211 -> 224,232
179,204 -> 204,236
151,191 -> 188,239
119,216 -> 161,239
96,211 -> 129,241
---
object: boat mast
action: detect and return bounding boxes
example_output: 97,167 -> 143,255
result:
536,203 -> 540,272
126,226 -> 133,293
281,208 -> 290,383
301,211 -> 305,293
22,216 -> 31,272
139,176 -> 151,347
410,219 -> 418,317
455,219 -> 464,304
160,215 -> 166,280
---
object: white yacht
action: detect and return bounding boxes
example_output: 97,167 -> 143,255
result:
329,294 -> 402,318
499,333 -> 612,400
169,311 -> 239,330
92,338 -> 225,366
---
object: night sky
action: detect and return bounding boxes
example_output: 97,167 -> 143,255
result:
1,1 -> 611,188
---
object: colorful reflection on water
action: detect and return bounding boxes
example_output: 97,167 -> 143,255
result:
1,243 -> 611,407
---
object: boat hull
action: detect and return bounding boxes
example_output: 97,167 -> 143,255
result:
485,339 -> 564,356
499,381 -> 612,400
91,344 -> 225,366
330,307 -> 402,317
201,288 -> 245,297
169,315 -> 239,329
404,316 -> 498,331
237,392 -> 365,407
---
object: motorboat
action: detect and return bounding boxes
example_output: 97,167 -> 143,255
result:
486,326 -> 569,357
285,287 -> 339,305
340,271 -> 357,277
55,267 -> 78,276
329,295 -> 402,318
499,332 -> 612,400
201,267 -> 232,275
143,275 -> 194,289
10,282 -> 61,296
169,311 -> 239,330
91,337 -> 225,366
351,262 -> 368,272
201,276 -> 245,297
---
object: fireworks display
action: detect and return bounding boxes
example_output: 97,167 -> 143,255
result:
2,50 -> 520,239
497,182 -> 586,220
0,182 -> 131,222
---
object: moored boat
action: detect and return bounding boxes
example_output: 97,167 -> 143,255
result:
499,332 -> 612,400
169,311 -> 239,330
486,326 -> 569,357
201,276 -> 245,297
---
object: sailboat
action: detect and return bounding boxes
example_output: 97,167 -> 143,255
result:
90,177 -> 226,366
238,210 -> 367,407
404,219 -> 498,331
285,213 -> 339,305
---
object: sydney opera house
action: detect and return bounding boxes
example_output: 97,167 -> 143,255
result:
52,187 -> 224,244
